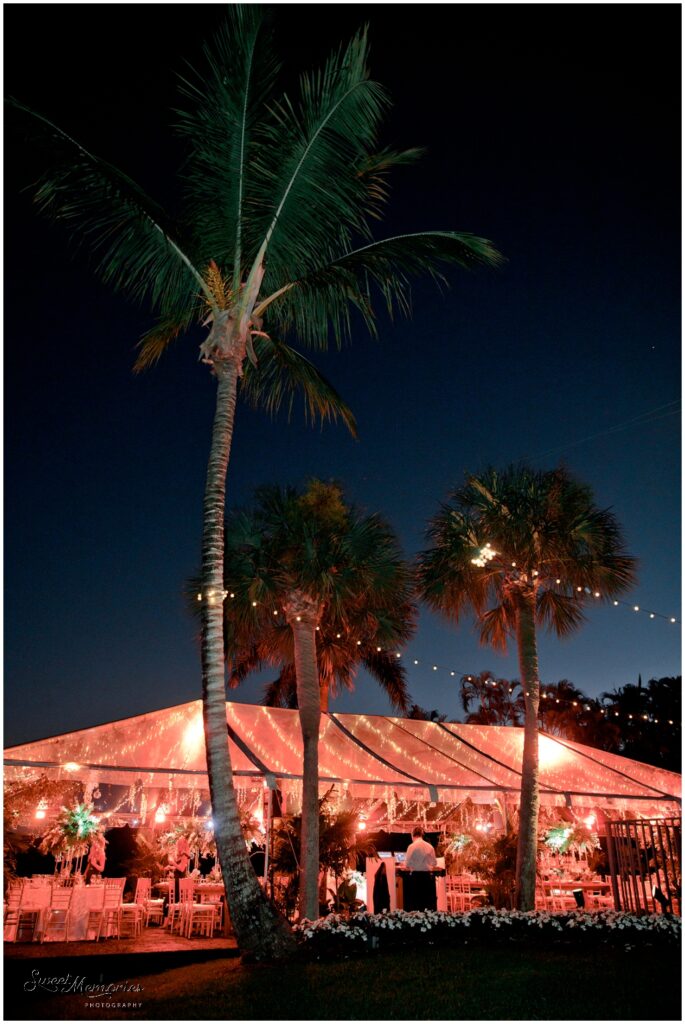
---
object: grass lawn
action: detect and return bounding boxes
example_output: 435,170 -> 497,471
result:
9,944 -> 681,1021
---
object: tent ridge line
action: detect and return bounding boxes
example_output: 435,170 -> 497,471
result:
327,712 -> 430,789
538,731 -> 680,800
225,719 -> 273,776
436,721 -> 565,794
385,717 -> 519,790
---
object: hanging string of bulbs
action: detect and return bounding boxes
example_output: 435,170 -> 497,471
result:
196,562 -> 680,731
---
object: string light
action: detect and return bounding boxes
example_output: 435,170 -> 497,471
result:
471,543 -> 498,568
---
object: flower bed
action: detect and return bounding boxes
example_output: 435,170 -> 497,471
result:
295,908 -> 681,959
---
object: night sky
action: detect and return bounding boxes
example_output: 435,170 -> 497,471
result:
5,4 -> 681,746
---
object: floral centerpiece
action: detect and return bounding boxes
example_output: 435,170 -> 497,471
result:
39,802 -> 103,876
441,832 -> 474,874
157,820 -> 216,871
543,822 -> 599,855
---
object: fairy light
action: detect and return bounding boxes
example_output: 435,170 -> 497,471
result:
471,543 -> 498,568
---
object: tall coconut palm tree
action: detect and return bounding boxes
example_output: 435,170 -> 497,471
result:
221,480 -> 414,919
9,9 -> 500,952
418,465 -> 637,909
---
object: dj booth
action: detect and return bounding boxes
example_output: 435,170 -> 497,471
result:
366,854 -> 447,913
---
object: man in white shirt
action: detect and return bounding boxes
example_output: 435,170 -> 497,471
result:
405,826 -> 437,872
403,826 -> 437,910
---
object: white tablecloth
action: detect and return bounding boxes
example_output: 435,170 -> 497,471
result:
19,885 -> 107,940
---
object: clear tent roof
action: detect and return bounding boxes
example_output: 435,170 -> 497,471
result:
4,700 -> 681,813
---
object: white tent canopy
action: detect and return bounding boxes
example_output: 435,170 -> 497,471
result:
4,700 -> 681,815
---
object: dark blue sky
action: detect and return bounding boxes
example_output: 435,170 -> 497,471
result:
5,4 -> 681,745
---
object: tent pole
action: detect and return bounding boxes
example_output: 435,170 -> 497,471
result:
263,785 -> 272,893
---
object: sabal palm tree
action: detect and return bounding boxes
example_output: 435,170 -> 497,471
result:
228,594 -> 414,712
10,9 -> 500,953
418,464 -> 637,909
222,480 -> 414,919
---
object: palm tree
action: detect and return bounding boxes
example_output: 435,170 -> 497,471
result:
10,9 -> 500,953
460,672 -> 525,725
222,480 -> 415,919
538,679 -> 589,737
418,464 -> 637,909
227,592 -> 414,713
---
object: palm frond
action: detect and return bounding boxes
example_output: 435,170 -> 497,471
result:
7,99 -> 210,313
246,29 -> 389,286
536,589 -> 587,638
356,146 -> 425,221
478,605 -> 514,651
263,666 -> 298,709
175,6 -> 280,282
239,334 -> 357,437
361,649 -> 411,712
257,230 -> 503,349
134,313 -> 197,373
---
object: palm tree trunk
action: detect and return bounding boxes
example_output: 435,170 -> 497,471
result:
286,592 -> 322,921
201,360 -> 294,960
514,589 -> 540,911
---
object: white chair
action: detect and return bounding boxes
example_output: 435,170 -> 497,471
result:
184,899 -> 217,938
77,885 -> 106,941
4,881 -> 25,941
100,884 -> 123,939
446,876 -> 464,913
166,879 -> 193,934
135,878 -> 165,927
41,887 -> 72,942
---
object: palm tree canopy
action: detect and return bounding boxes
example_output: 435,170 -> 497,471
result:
8,7 -> 502,378
219,480 -> 416,687
256,641 -> 412,713
418,464 -> 638,652
459,671 -> 525,725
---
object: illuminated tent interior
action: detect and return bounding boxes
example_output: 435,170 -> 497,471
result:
4,700 -> 681,829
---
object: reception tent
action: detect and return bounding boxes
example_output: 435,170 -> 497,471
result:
4,700 -> 681,820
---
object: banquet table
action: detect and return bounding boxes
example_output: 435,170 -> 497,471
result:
543,879 -> 611,892
154,881 -> 225,898
18,884 -> 109,941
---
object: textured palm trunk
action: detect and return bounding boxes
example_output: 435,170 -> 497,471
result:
286,593 -> 322,921
201,361 -> 294,960
514,589 -> 541,911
